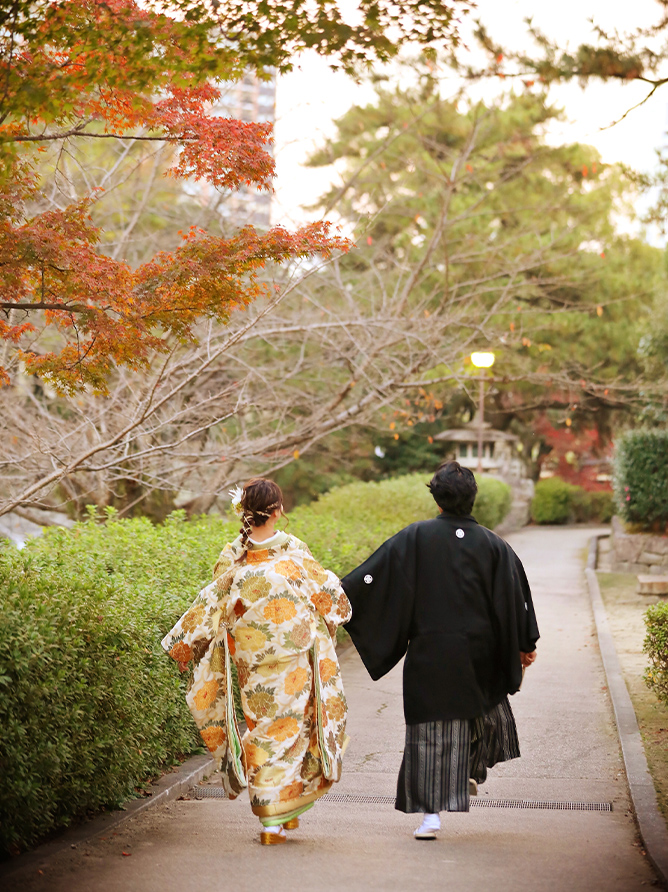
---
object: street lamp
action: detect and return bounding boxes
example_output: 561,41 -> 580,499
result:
470,352 -> 495,474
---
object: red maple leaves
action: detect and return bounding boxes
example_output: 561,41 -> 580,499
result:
0,0 -> 349,392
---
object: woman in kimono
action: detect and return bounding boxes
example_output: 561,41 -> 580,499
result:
162,478 -> 351,845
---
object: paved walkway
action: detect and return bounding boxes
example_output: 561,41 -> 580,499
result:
6,527 -> 659,891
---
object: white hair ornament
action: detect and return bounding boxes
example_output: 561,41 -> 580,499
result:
228,485 -> 244,518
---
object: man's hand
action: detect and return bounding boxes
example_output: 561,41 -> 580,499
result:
520,650 -> 537,668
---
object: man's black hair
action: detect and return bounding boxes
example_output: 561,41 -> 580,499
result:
427,460 -> 478,515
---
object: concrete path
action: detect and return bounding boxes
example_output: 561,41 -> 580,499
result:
6,527 -> 659,891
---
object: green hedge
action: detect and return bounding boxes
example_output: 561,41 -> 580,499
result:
0,472 -> 511,855
644,601 -> 668,707
531,477 -> 576,524
472,476 -> 513,530
531,477 -> 614,525
614,429 -> 668,530
0,511 -> 237,857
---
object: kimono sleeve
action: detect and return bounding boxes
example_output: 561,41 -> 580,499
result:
296,549 -> 352,632
512,552 -> 539,653
341,529 -> 417,681
161,571 -> 234,666
491,541 -> 540,695
213,542 -> 238,581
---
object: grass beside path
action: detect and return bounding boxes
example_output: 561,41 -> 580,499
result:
597,571 -> 668,821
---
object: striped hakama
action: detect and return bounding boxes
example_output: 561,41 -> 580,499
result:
395,697 -> 520,813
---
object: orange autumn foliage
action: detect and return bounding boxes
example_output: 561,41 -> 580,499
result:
0,0 -> 349,393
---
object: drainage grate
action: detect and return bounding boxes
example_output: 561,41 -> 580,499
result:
194,787 -> 228,799
324,794 -> 612,812
192,788 -> 612,811
470,798 -> 612,812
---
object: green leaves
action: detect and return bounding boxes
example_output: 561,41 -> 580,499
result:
613,430 -> 668,531
644,601 -> 668,707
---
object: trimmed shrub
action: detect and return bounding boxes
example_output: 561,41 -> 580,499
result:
644,601 -> 668,707
472,476 -> 512,530
570,489 -> 615,524
614,429 -> 668,531
531,477 -> 577,524
531,477 -> 613,525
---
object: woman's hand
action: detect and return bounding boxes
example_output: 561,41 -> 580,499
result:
178,661 -> 190,673
520,650 -> 537,668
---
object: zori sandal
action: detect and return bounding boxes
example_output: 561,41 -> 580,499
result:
260,826 -> 286,845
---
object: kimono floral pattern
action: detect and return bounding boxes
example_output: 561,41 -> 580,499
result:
162,533 -> 352,816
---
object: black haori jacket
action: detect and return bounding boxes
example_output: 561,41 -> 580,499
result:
341,513 -> 539,725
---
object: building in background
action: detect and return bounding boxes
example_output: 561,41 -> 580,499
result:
210,72 -> 276,229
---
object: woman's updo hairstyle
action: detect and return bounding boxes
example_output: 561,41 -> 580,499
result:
239,477 -> 284,546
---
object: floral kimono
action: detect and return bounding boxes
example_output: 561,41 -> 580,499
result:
162,531 -> 352,821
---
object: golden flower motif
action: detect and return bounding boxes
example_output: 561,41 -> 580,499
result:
279,780 -> 304,802
193,679 -> 219,711
168,641 -> 193,663
209,645 -> 225,674
284,667 -> 309,696
213,555 -> 232,581
284,734 -> 308,761
319,658 -> 338,684
303,559 -> 328,585
256,659 -> 282,679
246,689 -> 278,719
216,570 -> 234,595
310,590 -> 333,616
263,597 -> 297,625
273,560 -> 303,581
239,574 -> 272,603
236,657 -> 251,687
235,626 -> 267,652
267,716 -> 300,742
286,619 -> 312,649
246,549 -> 270,565
254,765 -> 288,788
200,726 -> 226,752
325,696 -> 346,722
337,594 -> 352,619
181,604 -> 206,634
245,742 -> 270,769
300,751 -> 321,781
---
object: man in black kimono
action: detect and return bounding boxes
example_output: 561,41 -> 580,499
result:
342,461 -> 539,839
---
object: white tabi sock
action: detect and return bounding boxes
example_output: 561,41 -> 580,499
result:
415,813 -> 441,834
262,824 -> 286,836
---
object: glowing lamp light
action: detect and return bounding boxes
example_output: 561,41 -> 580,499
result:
471,352 -> 495,368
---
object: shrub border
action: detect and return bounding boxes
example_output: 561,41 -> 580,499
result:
0,755 -> 213,881
586,536 -> 668,887
0,637 -> 357,880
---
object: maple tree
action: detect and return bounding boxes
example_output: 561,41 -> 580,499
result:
0,0 -> 472,393
0,0 -> 358,393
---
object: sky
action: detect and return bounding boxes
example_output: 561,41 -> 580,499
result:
271,0 -> 668,238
